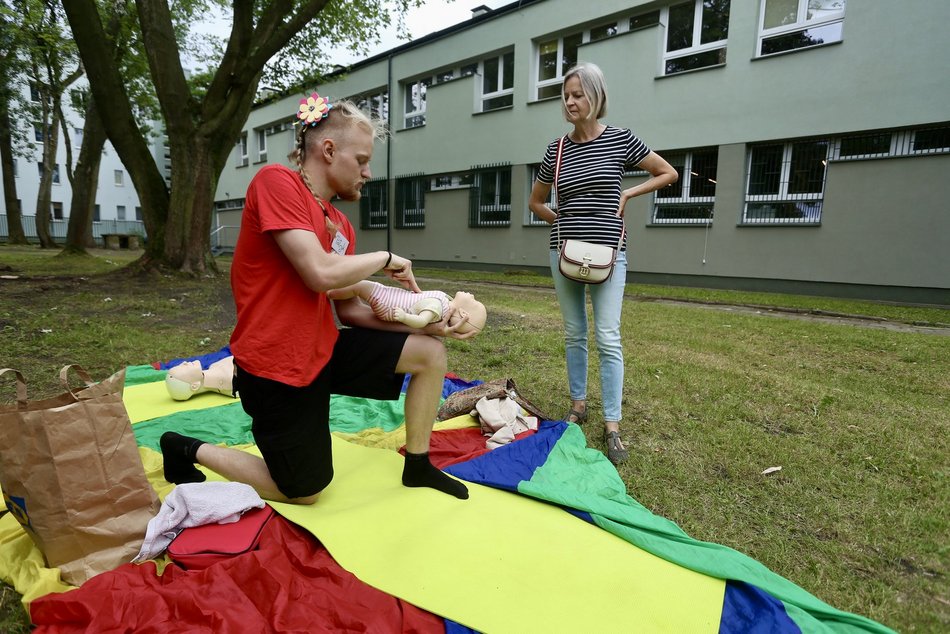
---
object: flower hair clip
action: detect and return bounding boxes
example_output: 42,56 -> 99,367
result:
296,92 -> 332,127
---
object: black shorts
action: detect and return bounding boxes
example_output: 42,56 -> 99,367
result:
235,327 -> 409,499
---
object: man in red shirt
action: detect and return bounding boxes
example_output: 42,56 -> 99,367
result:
161,96 -> 473,503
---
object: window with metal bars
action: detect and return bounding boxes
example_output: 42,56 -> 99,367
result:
359,179 -> 388,230
744,139 -> 829,224
395,174 -> 427,229
527,165 -> 553,226
469,164 -> 511,227
653,147 -> 718,223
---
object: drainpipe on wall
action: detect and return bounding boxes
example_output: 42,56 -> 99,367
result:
386,53 -> 393,253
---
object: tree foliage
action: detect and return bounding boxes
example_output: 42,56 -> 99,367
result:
62,0 -> 418,274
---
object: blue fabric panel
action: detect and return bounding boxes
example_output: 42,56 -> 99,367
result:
719,581 -> 801,634
445,421 -> 567,491
445,619 -> 480,634
160,345 -> 233,370
400,374 -> 480,397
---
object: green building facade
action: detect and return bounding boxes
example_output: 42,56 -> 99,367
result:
215,0 -> 950,304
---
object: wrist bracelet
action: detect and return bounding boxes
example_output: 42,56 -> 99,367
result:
384,252 -> 393,269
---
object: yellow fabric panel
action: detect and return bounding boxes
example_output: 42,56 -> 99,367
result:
123,381 -> 237,424
271,436 -> 725,633
335,414 -> 478,450
0,514 -> 73,605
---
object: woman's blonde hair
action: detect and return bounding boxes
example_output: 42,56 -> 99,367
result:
561,62 -> 608,121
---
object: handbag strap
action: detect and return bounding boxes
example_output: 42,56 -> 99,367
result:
554,135 -> 625,251
0,368 -> 28,409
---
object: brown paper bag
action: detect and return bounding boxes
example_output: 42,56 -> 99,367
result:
0,365 -> 160,585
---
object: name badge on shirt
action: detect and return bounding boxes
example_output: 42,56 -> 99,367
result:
331,231 -> 349,255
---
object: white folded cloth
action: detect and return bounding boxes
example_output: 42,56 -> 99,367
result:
133,481 -> 264,562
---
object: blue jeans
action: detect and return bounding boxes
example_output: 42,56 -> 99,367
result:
549,249 -> 627,422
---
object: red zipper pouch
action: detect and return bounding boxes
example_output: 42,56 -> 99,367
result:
167,505 -> 275,570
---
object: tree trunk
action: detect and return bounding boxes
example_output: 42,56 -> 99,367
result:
64,97 -> 106,253
0,97 -> 27,245
61,0 -> 169,262
34,109 -> 60,249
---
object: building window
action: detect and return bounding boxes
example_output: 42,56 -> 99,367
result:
404,77 -> 431,129
912,126 -> 950,153
395,175 -> 426,229
114,169 -> 124,186
51,202 -> 63,220
757,0 -> 845,57
481,51 -> 515,112
353,89 -> 389,121
536,32 -> 582,99
12,158 -> 17,177
33,123 -> 44,142
29,83 -> 40,102
630,10 -> 661,31
237,133 -> 248,167
256,129 -> 267,162
430,173 -> 473,190
117,205 -> 127,221
359,179 -> 388,230
527,165 -> 554,226
74,127 -> 83,144
653,148 -> 718,224
135,206 -> 143,221
469,164 -> 511,227
663,0 -> 730,75
93,204 -> 100,222
744,138 -> 829,224
37,163 -> 60,184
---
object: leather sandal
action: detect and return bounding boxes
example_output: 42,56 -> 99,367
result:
565,408 -> 587,425
605,431 -> 628,464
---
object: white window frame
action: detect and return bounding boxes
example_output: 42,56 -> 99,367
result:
661,0 -> 730,76
33,123 -> 44,142
479,50 -> 515,112
237,133 -> 248,167
352,89 -> 389,122
403,77 -> 430,129
256,129 -> 267,162
51,201 -> 63,221
757,0 -> 846,57
472,166 -> 512,227
653,149 -> 718,224
117,204 -> 127,221
744,139 -> 830,224
52,163 -> 60,185
360,179 -> 389,230
430,174 -> 472,191
534,32 -> 583,100
114,169 -> 124,186
396,176 -> 426,229
527,165 -> 553,226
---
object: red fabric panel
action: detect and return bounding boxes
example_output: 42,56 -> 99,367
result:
30,515 -> 445,634
415,427 -> 537,469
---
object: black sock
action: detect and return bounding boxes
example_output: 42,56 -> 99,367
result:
160,432 -> 207,484
402,451 -> 469,500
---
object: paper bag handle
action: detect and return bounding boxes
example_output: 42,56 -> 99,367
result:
59,364 -> 97,400
0,368 -> 28,409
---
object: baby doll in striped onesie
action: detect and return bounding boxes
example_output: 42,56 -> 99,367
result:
328,281 -> 486,335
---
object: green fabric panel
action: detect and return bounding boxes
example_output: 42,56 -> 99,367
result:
518,425 -> 895,634
327,394 -> 407,434
133,394 -> 408,451
133,402 -> 254,451
124,364 -> 166,386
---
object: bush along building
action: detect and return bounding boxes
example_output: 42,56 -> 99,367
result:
216,0 -> 950,305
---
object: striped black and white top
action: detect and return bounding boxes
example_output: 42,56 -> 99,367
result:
537,126 -> 651,252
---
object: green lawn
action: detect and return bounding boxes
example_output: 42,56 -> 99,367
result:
1,244 -> 947,632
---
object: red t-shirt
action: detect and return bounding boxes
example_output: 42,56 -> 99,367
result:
229,164 -> 356,387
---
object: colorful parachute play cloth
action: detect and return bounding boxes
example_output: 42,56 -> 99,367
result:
0,349 -> 894,633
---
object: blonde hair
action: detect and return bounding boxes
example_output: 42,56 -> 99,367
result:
288,99 -> 388,197
561,62 -> 608,121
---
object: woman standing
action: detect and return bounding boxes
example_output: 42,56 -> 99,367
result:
528,62 -> 677,464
